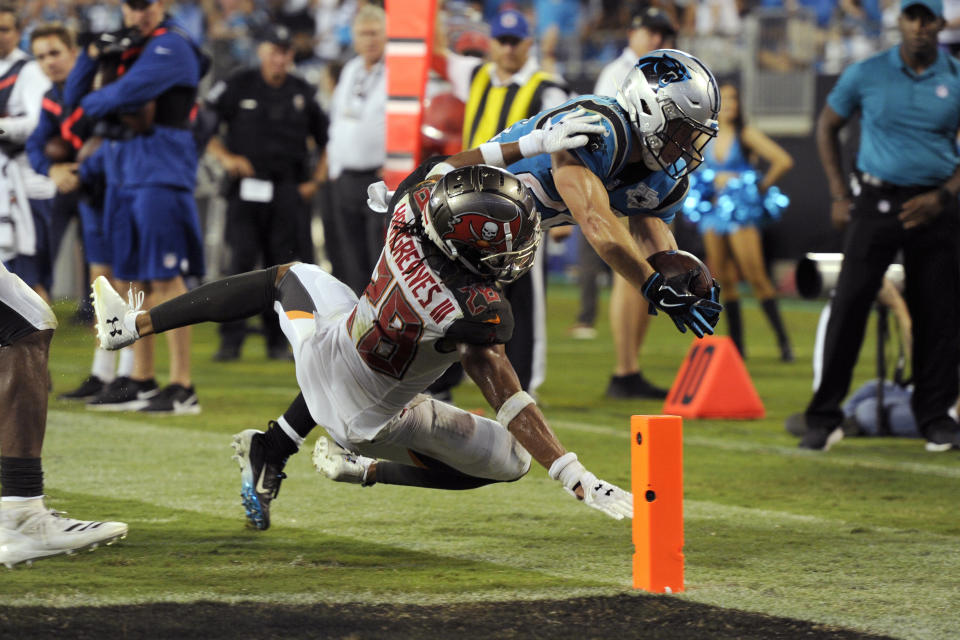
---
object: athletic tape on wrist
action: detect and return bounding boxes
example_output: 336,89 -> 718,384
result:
518,131 -> 541,158
548,451 -> 578,481
427,161 -> 456,178
479,143 -> 506,168
496,390 -> 536,427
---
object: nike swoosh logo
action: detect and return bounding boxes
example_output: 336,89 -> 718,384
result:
659,302 -> 684,308
156,46 -> 171,55
483,315 -> 501,324
255,467 -> 270,495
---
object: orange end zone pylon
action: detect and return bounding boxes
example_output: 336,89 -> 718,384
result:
662,335 -> 765,419
631,415 -> 684,593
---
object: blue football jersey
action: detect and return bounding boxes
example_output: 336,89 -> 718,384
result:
489,95 -> 689,227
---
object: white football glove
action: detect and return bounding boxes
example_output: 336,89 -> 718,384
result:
518,108 -> 606,158
548,452 -> 633,520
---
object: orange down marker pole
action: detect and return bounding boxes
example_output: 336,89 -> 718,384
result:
631,415 -> 684,593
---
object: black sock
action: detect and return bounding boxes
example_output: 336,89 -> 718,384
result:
375,462 -> 497,490
760,298 -> 790,346
260,394 -> 316,465
726,300 -> 744,355
283,393 -> 315,438
0,457 -> 43,498
150,266 -> 280,334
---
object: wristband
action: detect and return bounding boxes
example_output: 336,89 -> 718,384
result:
479,143 -> 506,168
496,390 -> 535,427
547,451 -> 578,480
518,131 -> 541,158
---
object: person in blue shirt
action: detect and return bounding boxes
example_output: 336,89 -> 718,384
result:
75,0 -> 209,415
797,0 -> 960,452
484,49 -> 722,339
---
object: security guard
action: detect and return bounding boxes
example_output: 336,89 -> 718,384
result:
205,24 -> 329,361
437,9 -> 567,394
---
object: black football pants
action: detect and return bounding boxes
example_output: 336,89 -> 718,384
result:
805,183 -> 960,439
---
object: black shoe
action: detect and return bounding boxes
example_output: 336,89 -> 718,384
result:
606,372 -> 669,399
139,384 -> 201,415
231,428 -> 287,530
213,344 -> 241,362
267,345 -> 294,361
57,375 -> 107,401
798,425 -> 844,451
924,426 -> 960,452
779,341 -> 795,363
784,412 -> 807,437
86,377 -> 159,411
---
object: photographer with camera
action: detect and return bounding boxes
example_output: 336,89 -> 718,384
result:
66,0 -> 209,415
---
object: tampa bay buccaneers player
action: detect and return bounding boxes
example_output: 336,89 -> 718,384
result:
91,110 -> 641,531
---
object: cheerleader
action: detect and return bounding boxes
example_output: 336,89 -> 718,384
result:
685,82 -> 795,361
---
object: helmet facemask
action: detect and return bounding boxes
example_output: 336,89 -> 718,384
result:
643,100 -> 718,179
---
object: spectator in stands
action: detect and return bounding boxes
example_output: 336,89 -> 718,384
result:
205,23 -> 329,362
324,4 -> 387,296
688,81 -> 795,361
797,0 -> 960,452
0,4 -> 57,303
588,7 -> 677,398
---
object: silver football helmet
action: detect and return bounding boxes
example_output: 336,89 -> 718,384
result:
422,165 -> 541,283
616,49 -> 720,179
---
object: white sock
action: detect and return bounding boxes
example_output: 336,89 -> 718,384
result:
91,348 -> 116,383
117,347 -> 134,378
123,310 -> 144,338
0,496 -> 45,510
276,416 -> 304,449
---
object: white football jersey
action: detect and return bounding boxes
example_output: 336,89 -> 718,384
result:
281,169 -> 513,445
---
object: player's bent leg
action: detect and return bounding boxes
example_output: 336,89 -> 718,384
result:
327,396 -> 532,489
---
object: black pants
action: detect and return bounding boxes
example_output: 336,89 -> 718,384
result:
219,180 -> 308,351
805,183 -> 960,439
323,169 -> 387,296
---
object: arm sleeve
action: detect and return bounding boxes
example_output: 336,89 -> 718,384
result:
0,63 -> 51,143
63,50 -> 99,108
446,283 -> 515,345
308,91 -> 330,149
826,64 -> 862,119
25,105 -> 58,176
446,53 -> 482,102
80,33 -> 198,118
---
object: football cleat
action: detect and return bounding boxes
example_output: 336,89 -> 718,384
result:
91,276 -> 144,351
312,436 -> 374,485
231,429 -> 287,530
0,502 -> 127,568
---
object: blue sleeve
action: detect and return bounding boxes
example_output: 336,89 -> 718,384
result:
63,50 -> 99,109
826,63 -> 862,119
79,143 -> 106,182
569,111 -> 618,179
80,33 -> 199,118
26,107 -> 58,176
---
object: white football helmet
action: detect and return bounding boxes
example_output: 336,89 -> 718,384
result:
616,49 -> 720,179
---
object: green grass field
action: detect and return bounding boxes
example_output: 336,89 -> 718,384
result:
2,285 -> 958,639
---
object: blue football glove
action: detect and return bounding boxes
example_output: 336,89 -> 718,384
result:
642,272 -> 723,338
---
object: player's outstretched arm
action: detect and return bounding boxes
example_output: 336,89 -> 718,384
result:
447,108 -> 605,170
459,343 -> 633,520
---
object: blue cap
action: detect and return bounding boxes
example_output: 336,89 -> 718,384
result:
901,0 -> 943,17
490,10 -> 530,40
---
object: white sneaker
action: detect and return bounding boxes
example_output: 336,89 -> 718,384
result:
312,437 -> 373,485
91,276 -> 143,351
0,502 -> 128,568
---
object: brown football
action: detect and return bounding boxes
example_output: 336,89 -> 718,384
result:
646,249 -> 713,298
44,136 -> 74,163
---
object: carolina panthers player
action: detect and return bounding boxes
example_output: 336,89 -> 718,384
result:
90,111 -> 634,530
484,49 -> 723,335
